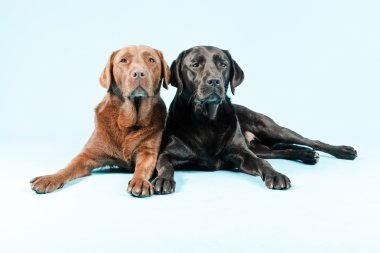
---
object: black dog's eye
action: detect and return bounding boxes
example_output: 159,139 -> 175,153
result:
149,57 -> 156,63
220,62 -> 227,68
191,63 -> 199,68
120,58 -> 127,63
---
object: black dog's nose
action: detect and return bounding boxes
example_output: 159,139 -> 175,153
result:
207,79 -> 220,86
132,71 -> 145,79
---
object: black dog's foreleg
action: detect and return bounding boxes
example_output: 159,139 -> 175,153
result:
235,104 -> 357,160
227,149 -> 291,190
152,154 -> 176,194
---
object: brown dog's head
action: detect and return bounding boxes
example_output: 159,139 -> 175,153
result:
99,45 -> 170,101
170,46 -> 244,119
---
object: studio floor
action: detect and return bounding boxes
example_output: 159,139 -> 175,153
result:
1,0 -> 379,252
0,142 -> 378,253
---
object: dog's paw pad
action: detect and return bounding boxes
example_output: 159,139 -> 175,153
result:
264,172 -> 291,190
301,150 -> 319,165
127,178 -> 154,197
152,177 -> 176,195
332,146 -> 357,160
30,175 -> 64,194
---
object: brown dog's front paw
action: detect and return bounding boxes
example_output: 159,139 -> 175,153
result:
127,177 -> 154,197
30,174 -> 65,194
263,172 -> 291,190
152,177 -> 176,195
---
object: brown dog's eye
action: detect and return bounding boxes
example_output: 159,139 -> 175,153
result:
120,58 -> 127,63
191,63 -> 199,68
149,57 -> 156,63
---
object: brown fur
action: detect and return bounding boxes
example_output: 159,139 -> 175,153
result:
30,45 -> 170,197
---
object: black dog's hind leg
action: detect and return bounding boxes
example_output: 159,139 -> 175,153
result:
235,104 -> 357,160
271,143 -> 311,151
248,142 -> 319,165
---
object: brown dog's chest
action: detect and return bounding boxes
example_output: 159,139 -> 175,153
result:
95,96 -> 164,167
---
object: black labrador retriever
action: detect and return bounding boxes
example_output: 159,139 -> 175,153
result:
153,46 -> 357,193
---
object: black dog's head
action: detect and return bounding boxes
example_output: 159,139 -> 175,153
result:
170,46 -> 244,120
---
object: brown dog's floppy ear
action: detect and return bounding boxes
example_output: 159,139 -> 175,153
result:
224,50 -> 244,95
170,51 -> 186,95
99,50 -> 118,91
154,49 -> 170,89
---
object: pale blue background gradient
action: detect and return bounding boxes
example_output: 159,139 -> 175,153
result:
1,1 -> 379,253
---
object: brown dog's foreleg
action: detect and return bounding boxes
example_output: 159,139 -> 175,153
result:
127,150 -> 157,197
30,152 -> 101,194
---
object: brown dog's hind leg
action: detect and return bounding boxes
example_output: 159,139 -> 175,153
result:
30,152 -> 102,194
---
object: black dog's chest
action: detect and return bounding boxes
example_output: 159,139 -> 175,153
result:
176,121 -> 234,166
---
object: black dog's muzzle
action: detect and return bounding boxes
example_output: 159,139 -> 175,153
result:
200,93 -> 222,120
204,93 -> 221,104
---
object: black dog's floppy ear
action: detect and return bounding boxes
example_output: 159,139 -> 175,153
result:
99,50 -> 118,91
224,50 -> 244,95
170,51 -> 186,95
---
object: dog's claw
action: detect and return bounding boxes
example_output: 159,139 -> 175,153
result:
30,175 -> 64,194
263,172 -> 291,190
300,150 -> 320,165
127,177 -> 153,198
152,177 -> 176,195
331,146 -> 357,160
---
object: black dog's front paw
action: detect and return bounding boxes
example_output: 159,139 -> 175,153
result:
263,172 -> 291,190
152,177 -> 176,195
332,146 -> 357,160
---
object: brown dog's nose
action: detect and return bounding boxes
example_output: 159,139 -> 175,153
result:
207,79 -> 220,86
132,71 -> 145,79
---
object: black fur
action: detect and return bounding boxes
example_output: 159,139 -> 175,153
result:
153,46 -> 357,194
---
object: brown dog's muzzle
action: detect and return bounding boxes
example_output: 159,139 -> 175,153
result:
129,69 -> 149,99
129,86 -> 148,99
126,66 -> 153,99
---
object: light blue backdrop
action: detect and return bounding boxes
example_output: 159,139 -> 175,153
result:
1,0 -> 379,150
1,1 -> 380,253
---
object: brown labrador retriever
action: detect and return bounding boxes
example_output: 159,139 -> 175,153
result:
30,45 -> 170,197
